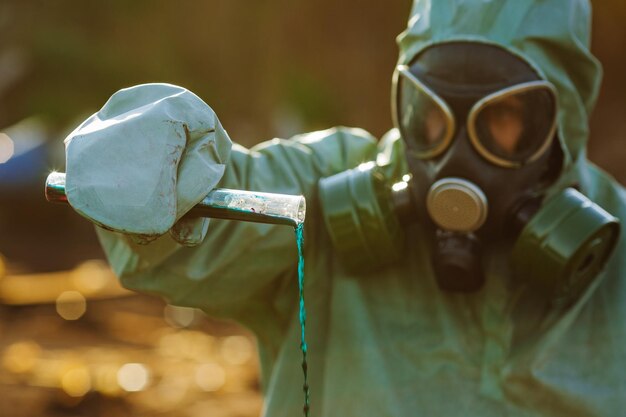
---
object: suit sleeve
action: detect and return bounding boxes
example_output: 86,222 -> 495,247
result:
96,127 -> 378,322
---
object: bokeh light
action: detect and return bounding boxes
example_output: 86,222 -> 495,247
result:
195,363 -> 226,392
55,291 -> 87,320
71,260 -> 110,295
220,336 -> 253,366
0,133 -> 14,163
60,364 -> 91,397
117,363 -> 150,392
2,341 -> 41,374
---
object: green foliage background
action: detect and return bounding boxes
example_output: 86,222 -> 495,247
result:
0,0 -> 624,179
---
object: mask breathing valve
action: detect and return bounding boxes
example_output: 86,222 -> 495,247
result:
426,178 -> 488,232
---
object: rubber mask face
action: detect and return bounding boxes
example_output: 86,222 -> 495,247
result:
392,42 -> 562,291
319,42 -> 617,300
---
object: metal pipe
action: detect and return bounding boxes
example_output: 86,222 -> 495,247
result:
45,172 -> 306,227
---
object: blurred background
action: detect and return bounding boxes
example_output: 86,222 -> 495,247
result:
0,1 -> 624,416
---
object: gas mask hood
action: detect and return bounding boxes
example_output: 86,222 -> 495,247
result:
319,41 -> 619,307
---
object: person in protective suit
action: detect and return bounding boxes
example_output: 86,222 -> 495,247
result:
63,0 -> 626,415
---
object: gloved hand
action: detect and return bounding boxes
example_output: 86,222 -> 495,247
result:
64,83 -> 232,246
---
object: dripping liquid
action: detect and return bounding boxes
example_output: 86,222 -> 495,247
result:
295,222 -> 310,417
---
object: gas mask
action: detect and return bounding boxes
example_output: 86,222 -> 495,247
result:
319,42 -> 619,307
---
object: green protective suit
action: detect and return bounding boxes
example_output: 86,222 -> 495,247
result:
66,0 -> 626,415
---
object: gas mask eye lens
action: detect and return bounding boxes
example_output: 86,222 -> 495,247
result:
479,95 -> 524,157
395,66 -> 455,158
469,81 -> 558,167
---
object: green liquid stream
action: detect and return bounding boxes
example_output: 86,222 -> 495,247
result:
295,222 -> 310,417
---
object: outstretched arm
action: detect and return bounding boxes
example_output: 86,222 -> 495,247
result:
96,126 -> 379,323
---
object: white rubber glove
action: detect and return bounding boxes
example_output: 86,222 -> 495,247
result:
64,83 -> 232,246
